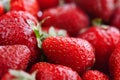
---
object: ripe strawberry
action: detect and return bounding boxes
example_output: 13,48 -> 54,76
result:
114,0 -> 120,8
10,0 -> 39,17
78,26 -> 120,73
1,72 -> 14,80
109,42 -> 120,80
1,69 -> 36,80
82,70 -> 109,80
30,62 -> 82,80
74,0 -> 115,21
110,7 -> 120,29
0,11 -> 40,64
42,36 -> 95,74
0,45 -> 31,78
0,1 -> 4,16
64,0 -> 74,3
41,4 -> 89,37
38,0 -> 59,11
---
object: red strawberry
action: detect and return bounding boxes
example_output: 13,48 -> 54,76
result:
64,0 -> 74,3
38,0 -> 59,11
10,0 -> 39,17
74,0 -> 115,21
114,0 -> 120,8
41,4 -> 89,37
0,11 -> 40,64
82,70 -> 109,80
0,45 -> 31,78
109,42 -> 120,80
42,36 -> 95,74
30,62 -> 82,80
1,69 -> 36,80
110,7 -> 120,29
0,1 -> 4,16
78,26 -> 120,73
1,72 -> 14,80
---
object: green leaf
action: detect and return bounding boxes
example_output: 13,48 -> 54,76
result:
9,69 -> 37,80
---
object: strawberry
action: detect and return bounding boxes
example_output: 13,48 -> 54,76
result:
10,0 -> 39,17
30,62 -> 82,80
110,7 -> 120,29
1,72 -> 14,80
0,1 -> 4,16
82,70 -> 109,80
38,0 -> 59,11
41,4 -> 89,37
0,45 -> 31,78
42,36 -> 95,74
1,69 -> 36,80
114,0 -> 120,8
109,42 -> 120,80
0,11 -> 40,64
74,0 -> 115,21
64,0 -> 74,3
78,26 -> 120,73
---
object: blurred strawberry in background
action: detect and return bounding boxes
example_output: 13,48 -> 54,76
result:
41,4 -> 89,37
38,0 -> 59,11
74,0 -> 115,22
110,7 -> 120,29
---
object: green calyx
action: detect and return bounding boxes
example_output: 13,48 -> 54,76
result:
27,19 -> 67,49
9,69 -> 37,80
27,20 -> 45,48
1,0 -> 10,12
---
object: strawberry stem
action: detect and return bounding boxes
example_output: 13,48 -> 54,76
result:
92,18 -> 102,26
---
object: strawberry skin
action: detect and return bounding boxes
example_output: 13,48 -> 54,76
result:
1,72 -> 14,80
0,11 -> 40,64
82,70 -> 109,80
41,4 -> 89,37
30,62 -> 82,80
38,0 -> 59,11
75,0 -> 115,21
10,0 -> 39,17
42,36 -> 95,74
78,26 -> 120,73
64,0 -> 74,3
109,42 -> 120,80
110,7 -> 120,29
0,45 -> 31,78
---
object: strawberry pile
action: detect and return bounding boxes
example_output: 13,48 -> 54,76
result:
0,0 -> 120,80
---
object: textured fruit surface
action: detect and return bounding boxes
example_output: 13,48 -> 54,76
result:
0,45 -> 31,78
82,70 -> 109,80
42,36 -> 95,74
30,62 -> 82,80
78,26 -> 120,72
41,4 -> 89,36
0,11 -> 40,63
10,0 -> 39,17
109,42 -> 120,80
75,0 -> 115,21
